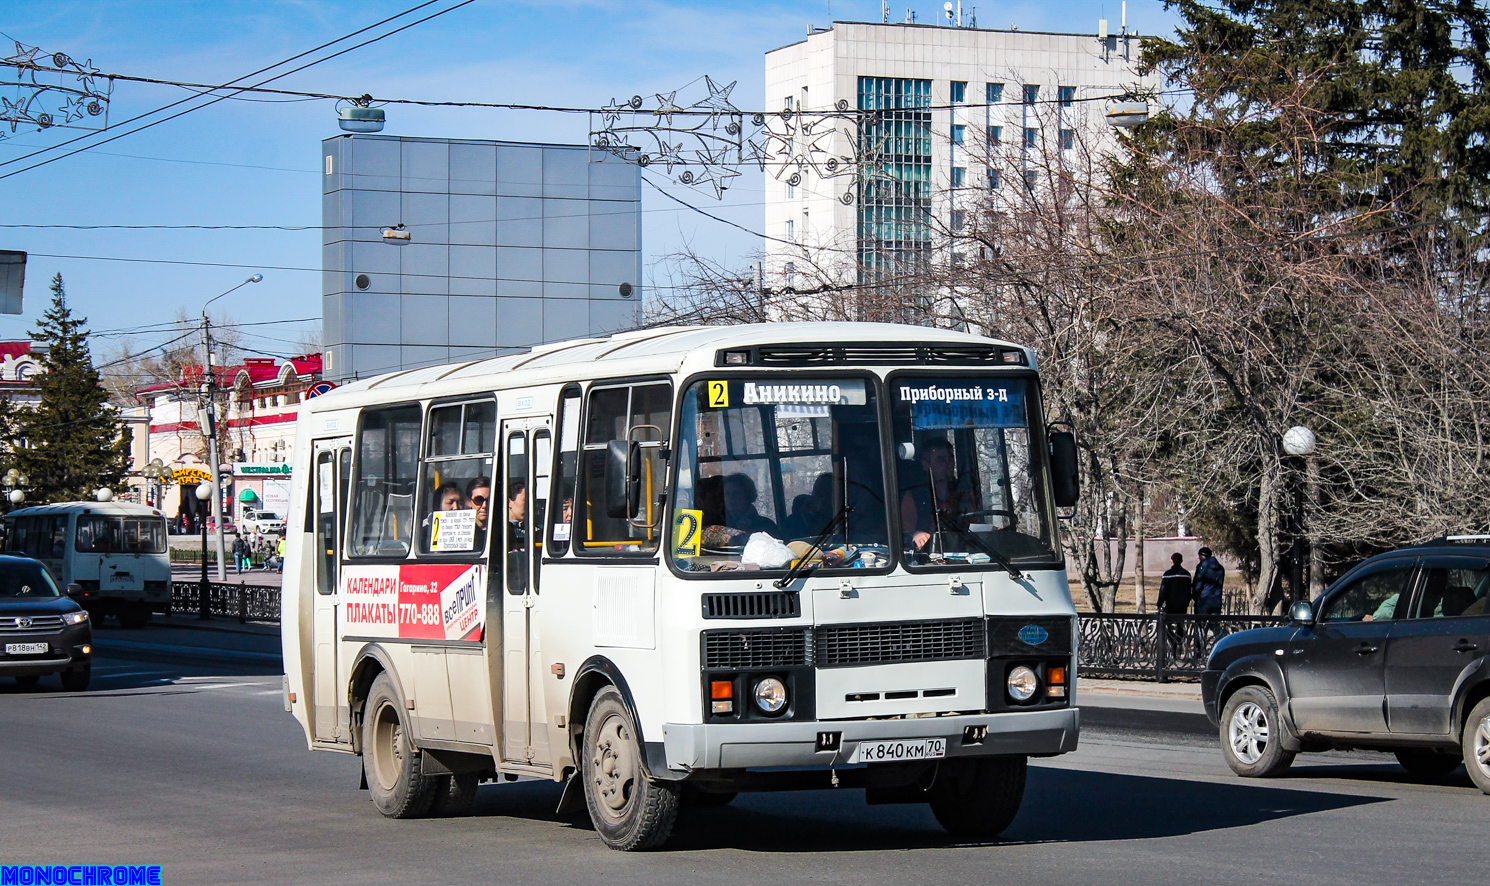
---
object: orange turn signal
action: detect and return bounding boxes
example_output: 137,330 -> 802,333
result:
1047,666 -> 1067,685
711,680 -> 734,699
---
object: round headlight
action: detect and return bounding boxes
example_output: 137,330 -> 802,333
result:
1007,665 -> 1039,701
753,676 -> 788,714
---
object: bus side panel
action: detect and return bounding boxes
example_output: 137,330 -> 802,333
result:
281,416 -> 316,745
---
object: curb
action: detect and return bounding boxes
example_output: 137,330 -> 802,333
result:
99,639 -> 281,664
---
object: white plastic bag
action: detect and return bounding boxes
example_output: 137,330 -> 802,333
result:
741,532 -> 795,569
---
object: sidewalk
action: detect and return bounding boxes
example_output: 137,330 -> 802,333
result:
171,564 -> 283,589
1077,676 -> 1206,715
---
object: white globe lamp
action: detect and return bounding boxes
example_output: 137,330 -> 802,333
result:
1282,426 -> 1316,457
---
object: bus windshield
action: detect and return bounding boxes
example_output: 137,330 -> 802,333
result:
890,376 -> 1058,566
670,377 -> 890,573
76,516 -> 168,554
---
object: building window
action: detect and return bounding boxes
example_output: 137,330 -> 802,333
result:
1023,84 -> 1039,105
786,219 -> 795,242
1024,127 -> 1038,147
950,209 -> 966,232
951,124 -> 966,145
787,181 -> 795,199
951,166 -> 966,187
986,83 -> 1003,104
987,125 -> 1002,145
1059,128 -> 1074,150
1058,85 -> 1075,107
856,76 -> 933,284
785,261 -> 796,287
1024,170 -> 1038,192
950,81 -> 966,103
785,95 -> 794,111
987,168 -> 1000,189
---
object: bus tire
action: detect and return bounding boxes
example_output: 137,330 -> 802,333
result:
927,755 -> 1026,840
362,673 -> 437,819
430,773 -> 479,817
581,686 -> 679,850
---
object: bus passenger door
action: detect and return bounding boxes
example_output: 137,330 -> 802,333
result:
500,419 -> 552,768
311,438 -> 353,743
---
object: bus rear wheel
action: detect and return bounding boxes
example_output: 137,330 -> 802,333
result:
363,673 -> 437,819
582,686 -> 679,850
927,756 -> 1027,840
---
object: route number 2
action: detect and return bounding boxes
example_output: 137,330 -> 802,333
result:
708,381 -> 730,408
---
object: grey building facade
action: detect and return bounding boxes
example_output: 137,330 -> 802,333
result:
321,135 -> 643,382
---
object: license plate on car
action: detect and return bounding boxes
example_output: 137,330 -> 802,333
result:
5,643 -> 48,655
850,737 -> 947,764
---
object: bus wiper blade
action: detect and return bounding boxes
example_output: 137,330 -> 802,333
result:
958,528 -> 1024,580
773,505 -> 854,590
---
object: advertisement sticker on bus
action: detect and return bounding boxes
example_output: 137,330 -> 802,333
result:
341,563 -> 484,641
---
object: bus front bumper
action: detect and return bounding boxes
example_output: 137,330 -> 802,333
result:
659,707 -> 1079,772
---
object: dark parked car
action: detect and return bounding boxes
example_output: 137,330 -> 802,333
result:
1202,536 -> 1490,791
0,554 -> 91,691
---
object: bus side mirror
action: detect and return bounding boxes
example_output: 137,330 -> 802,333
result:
1049,431 -> 1079,508
605,440 -> 644,520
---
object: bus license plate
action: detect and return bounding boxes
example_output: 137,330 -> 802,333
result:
6,643 -> 48,655
851,737 -> 947,764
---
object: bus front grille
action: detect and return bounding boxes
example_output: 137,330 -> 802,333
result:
702,627 -> 811,668
701,591 -> 800,620
815,617 -> 987,668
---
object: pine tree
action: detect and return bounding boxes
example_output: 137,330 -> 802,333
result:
13,274 -> 130,503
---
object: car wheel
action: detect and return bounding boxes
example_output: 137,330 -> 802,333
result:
581,686 -> 679,851
1394,748 -> 1461,779
60,665 -> 90,692
362,672 -> 437,818
1220,685 -> 1296,777
15,675 -> 40,686
429,773 -> 479,817
927,755 -> 1027,840
1461,697 -> 1490,794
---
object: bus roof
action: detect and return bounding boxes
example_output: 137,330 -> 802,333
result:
6,502 -> 166,518
310,322 -> 1032,412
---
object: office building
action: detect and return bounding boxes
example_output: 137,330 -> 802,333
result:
321,135 -> 643,382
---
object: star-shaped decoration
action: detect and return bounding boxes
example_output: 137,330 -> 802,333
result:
598,97 -> 629,129
653,91 -> 684,127
740,136 -> 772,172
653,140 -> 686,172
689,76 -> 739,126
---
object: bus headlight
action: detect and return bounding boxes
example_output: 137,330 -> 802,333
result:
1006,665 -> 1039,701
753,677 -> 788,714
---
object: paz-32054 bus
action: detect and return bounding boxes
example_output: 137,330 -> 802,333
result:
282,322 -> 1083,850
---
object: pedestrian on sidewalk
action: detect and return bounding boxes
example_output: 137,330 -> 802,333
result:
1157,553 -> 1192,658
275,535 -> 286,573
232,534 -> 250,576
1193,547 -> 1226,616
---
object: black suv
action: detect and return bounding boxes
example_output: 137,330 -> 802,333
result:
1202,537 -> 1490,791
0,554 -> 91,691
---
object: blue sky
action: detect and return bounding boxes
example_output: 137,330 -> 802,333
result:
0,0 -> 1180,362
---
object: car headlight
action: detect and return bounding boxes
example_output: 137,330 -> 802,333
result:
63,610 -> 89,625
1007,665 -> 1039,701
753,676 -> 788,714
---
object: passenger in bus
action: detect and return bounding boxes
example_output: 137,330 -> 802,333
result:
722,474 -> 779,536
901,437 -> 977,552
781,472 -> 835,540
695,473 -> 779,548
435,483 -> 465,512
466,476 -> 491,548
506,479 -> 527,550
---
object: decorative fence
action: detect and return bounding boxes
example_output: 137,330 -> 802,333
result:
170,583 -> 281,625
1078,613 -> 1289,681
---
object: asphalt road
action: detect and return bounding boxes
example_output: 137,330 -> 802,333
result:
4,649 -> 1486,886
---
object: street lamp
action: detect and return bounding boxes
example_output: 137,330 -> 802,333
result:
196,481 -> 213,619
1282,425 -> 1317,606
200,274 -> 262,582
3,469 -> 26,506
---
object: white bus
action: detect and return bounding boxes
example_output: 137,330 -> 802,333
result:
282,323 -> 1083,850
4,501 -> 173,627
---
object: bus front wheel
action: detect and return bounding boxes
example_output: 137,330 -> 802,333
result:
362,673 -> 437,819
581,686 -> 679,850
927,755 -> 1027,840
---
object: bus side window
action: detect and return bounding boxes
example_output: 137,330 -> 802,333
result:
348,405 -> 422,558
577,382 -> 671,555
548,387 -> 581,557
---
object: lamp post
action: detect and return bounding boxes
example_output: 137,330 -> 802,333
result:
2,469 -> 26,507
196,480 -> 213,619
1282,425 -> 1317,606
200,274 -> 262,581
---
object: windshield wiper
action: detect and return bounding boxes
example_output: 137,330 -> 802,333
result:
954,527 -> 1025,580
773,505 -> 854,590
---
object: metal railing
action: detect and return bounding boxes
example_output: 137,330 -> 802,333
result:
1078,613 -> 1289,681
170,582 -> 281,624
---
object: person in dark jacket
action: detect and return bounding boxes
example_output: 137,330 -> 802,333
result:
1193,547 -> 1226,615
1156,553 -> 1192,656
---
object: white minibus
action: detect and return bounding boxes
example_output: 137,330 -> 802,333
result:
282,322 -> 1083,850
4,501 -> 172,627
